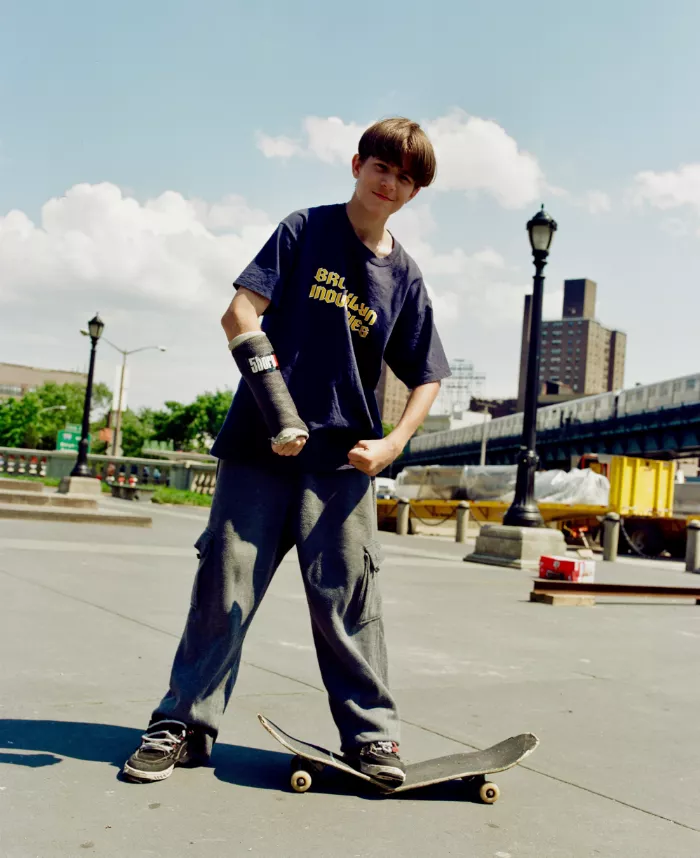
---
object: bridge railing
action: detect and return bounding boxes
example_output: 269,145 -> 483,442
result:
0,446 -> 218,494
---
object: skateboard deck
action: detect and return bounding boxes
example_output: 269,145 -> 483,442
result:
258,714 -> 538,802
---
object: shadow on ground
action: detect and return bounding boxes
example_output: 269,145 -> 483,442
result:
0,719 -> 286,791
0,719 -> 487,803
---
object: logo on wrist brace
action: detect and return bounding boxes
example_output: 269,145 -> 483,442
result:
248,354 -> 279,374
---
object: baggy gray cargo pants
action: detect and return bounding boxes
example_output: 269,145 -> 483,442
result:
152,459 -> 399,755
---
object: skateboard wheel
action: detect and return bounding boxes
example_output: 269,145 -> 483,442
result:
290,770 -> 312,793
479,781 -> 500,804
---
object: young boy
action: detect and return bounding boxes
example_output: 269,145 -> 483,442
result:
123,117 -> 450,786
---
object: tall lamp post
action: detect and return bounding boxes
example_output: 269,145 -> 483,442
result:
98,339 -> 167,456
70,313 -> 104,478
503,206 -> 558,528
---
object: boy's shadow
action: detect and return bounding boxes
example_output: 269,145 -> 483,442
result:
0,719 -> 288,792
0,719 -> 484,803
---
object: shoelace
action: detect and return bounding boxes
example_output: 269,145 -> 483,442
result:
140,720 -> 187,754
369,741 -> 398,756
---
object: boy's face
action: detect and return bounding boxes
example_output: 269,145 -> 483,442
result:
351,154 -> 420,217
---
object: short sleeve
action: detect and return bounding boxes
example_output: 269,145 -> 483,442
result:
233,211 -> 306,306
383,279 -> 451,390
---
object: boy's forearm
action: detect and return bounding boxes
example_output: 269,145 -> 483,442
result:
223,288 -> 308,447
386,382 -> 441,451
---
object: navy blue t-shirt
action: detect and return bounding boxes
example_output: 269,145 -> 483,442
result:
210,204 -> 451,471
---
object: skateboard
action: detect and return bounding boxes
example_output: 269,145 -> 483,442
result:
258,714 -> 538,803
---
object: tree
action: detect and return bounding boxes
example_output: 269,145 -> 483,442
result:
151,390 -> 233,453
0,382 -> 111,450
120,408 -> 156,458
151,400 -> 195,451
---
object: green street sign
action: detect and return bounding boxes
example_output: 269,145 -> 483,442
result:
65,423 -> 81,433
56,430 -> 91,452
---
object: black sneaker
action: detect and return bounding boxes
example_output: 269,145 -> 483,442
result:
349,740 -> 406,787
122,720 -> 205,783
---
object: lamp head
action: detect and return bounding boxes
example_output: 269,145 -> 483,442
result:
527,205 -> 558,254
87,313 -> 105,340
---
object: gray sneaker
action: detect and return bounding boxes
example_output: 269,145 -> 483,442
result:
122,720 -> 205,783
348,740 -> 406,786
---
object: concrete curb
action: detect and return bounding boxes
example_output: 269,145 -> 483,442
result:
0,478 -> 44,492
0,489 -> 98,509
0,503 -> 152,527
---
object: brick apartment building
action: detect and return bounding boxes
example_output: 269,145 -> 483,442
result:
517,279 -> 626,411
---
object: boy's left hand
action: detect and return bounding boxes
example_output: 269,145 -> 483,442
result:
347,438 -> 401,477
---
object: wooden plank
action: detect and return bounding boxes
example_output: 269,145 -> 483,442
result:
530,592 -> 596,607
532,579 -> 700,600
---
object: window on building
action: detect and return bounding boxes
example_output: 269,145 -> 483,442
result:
0,384 -> 23,397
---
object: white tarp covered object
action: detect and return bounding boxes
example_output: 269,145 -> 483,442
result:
395,464 -> 609,506
394,466 -> 466,500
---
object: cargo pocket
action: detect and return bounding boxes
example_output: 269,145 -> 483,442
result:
190,528 -> 214,610
355,539 -> 384,627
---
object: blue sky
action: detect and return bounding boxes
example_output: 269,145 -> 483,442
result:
1,0 -> 698,409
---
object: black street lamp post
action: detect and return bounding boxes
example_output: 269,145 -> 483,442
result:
70,313 -> 104,478
503,206 -> 558,528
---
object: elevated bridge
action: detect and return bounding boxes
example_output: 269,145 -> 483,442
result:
397,401 -> 700,471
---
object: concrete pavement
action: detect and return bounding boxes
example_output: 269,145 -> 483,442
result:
1,500 -> 699,857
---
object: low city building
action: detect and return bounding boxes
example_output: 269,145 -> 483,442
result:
0,362 -> 88,401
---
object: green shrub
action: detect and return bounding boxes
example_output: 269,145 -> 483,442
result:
151,487 -> 213,507
0,474 -> 61,487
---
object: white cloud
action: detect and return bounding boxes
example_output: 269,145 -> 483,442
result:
190,194 -> 270,232
425,111 -> 545,208
424,282 -> 460,321
0,183 -> 275,308
256,133 -> 302,159
632,163 -> 700,212
258,111 -> 548,209
660,217 -> 691,238
584,190 -> 612,214
257,116 -> 367,164
302,117 -> 368,164
0,183 -> 282,409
